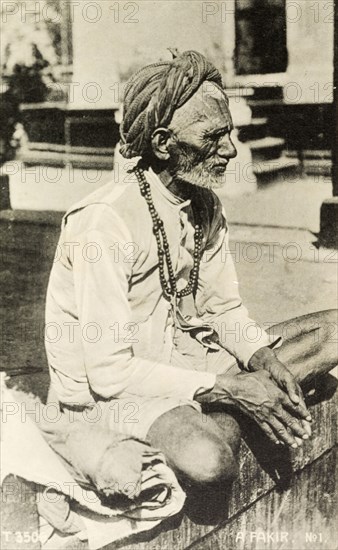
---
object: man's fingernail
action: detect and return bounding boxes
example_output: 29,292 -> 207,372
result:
302,434 -> 309,439
291,443 -> 298,448
275,440 -> 280,445
306,416 -> 312,421
303,422 -> 312,436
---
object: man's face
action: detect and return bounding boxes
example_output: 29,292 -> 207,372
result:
167,81 -> 237,189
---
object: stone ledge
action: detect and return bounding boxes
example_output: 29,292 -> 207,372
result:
115,383 -> 337,550
0,210 -> 62,258
0,209 -> 63,227
1,387 -> 336,550
189,447 -> 337,550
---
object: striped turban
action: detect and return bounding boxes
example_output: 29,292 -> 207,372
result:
119,50 -> 224,159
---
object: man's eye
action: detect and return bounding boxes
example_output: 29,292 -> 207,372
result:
204,130 -> 229,142
213,131 -> 227,141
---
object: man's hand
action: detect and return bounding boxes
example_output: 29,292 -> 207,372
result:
247,347 -> 312,445
203,370 -> 311,448
247,347 -> 311,435
248,346 -> 299,396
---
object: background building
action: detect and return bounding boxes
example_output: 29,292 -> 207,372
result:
0,0 -> 336,240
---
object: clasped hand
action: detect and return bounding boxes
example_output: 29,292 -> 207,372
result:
214,366 -> 311,448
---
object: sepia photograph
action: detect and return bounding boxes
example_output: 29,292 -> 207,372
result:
0,1 -> 337,549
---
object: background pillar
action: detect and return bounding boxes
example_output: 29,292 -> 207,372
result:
319,2 -> 338,248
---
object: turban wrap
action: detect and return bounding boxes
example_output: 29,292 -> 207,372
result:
120,50 -> 224,159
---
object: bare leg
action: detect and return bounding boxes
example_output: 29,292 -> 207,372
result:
147,405 -> 240,489
204,310 -> 337,450
148,310 -> 337,488
267,309 -> 338,385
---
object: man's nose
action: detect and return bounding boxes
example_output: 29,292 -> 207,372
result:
218,134 -> 237,160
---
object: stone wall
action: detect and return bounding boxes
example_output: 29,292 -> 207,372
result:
71,0 -> 226,109
69,0 -> 334,108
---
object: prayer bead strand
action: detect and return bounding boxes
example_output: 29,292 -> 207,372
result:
135,166 -> 203,302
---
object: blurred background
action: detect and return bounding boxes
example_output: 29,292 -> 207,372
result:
0,0 -> 336,217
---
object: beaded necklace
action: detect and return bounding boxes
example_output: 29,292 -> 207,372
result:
134,166 -> 203,303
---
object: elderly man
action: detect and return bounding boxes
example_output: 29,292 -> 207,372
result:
45,51 -> 337,490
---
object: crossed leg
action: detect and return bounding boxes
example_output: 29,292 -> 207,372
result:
267,309 -> 337,385
147,309 -> 338,488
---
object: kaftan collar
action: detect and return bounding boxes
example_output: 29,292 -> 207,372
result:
146,167 -> 191,210
115,142 -> 191,210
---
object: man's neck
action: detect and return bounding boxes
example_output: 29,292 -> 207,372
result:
151,163 -> 195,201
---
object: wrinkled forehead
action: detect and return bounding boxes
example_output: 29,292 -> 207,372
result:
169,81 -> 232,133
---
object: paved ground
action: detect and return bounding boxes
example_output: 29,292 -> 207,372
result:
217,173 -> 336,324
220,172 -> 332,233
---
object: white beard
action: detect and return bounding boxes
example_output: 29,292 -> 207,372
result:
175,162 -> 226,190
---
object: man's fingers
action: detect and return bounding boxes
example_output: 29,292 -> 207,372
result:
269,405 -> 310,446
297,387 -> 312,422
270,363 -> 312,421
284,374 -> 300,404
269,417 -> 298,448
279,409 -> 308,440
282,373 -> 312,422
302,419 -> 312,437
260,422 -> 280,445
282,391 -> 311,421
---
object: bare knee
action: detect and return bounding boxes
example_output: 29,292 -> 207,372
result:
177,435 -> 239,487
147,406 -> 239,487
210,412 -> 242,454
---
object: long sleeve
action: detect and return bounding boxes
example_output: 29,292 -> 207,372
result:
195,196 -> 279,368
67,204 -> 215,401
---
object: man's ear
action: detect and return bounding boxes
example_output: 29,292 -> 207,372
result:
150,128 -> 172,161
